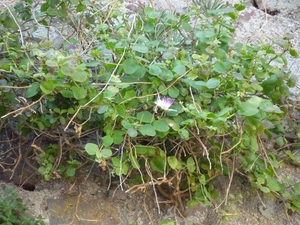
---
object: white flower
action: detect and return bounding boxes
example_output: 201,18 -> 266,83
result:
154,97 -> 176,111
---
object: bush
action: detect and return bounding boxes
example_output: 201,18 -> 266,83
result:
0,0 -> 300,215
0,188 -> 45,225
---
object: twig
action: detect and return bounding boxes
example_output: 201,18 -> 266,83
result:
1,94 -> 46,119
118,133 -> 128,191
194,135 -> 212,170
151,175 -> 161,215
4,4 -> 39,71
224,155 -> 236,205
9,135 -> 22,180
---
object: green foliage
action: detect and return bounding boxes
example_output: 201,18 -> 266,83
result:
37,144 -> 80,180
0,188 -> 45,225
1,0 -> 300,216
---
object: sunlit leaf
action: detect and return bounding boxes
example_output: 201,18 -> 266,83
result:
66,168 -> 75,177
213,61 -> 226,73
112,130 -> 124,144
71,86 -> 87,100
102,136 -> 114,147
237,96 -> 262,116
136,111 -> 154,123
173,64 -> 186,75
187,157 -> 196,173
266,177 -> 282,192
97,105 -> 109,114
138,124 -> 156,136
206,78 -> 220,89
123,58 -> 139,74
290,48 -> 299,58
168,87 -> 180,98
234,3 -> 246,11
153,119 -> 169,132
104,86 -> 119,99
101,148 -> 112,158
131,44 -> 149,53
40,80 -> 55,94
127,128 -> 138,137
149,64 -> 162,76
260,186 -> 270,193
73,70 -> 88,82
168,156 -> 180,170
85,143 -> 99,155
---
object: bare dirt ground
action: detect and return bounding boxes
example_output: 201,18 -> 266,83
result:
1,0 -> 300,224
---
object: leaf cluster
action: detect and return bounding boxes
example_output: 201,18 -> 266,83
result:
0,0 -> 300,215
0,188 -> 45,225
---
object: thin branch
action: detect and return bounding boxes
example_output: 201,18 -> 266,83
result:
1,94 -> 46,119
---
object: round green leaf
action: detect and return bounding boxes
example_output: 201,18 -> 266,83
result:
237,96 -> 261,116
116,105 -> 126,117
173,64 -> 186,75
127,128 -> 138,137
112,130 -> 124,144
182,21 -> 192,32
131,66 -> 147,79
206,78 -> 220,89
86,60 -> 100,67
153,119 -> 169,132
85,143 -> 99,155
60,90 -> 73,98
66,168 -> 75,177
104,86 -> 119,99
123,58 -> 139,74
102,135 -> 114,147
266,177 -> 282,192
101,148 -> 113,158
40,80 -> 54,94
131,44 -> 149,53
149,64 -> 162,76
73,70 -> 88,82
213,61 -> 226,73
136,111 -> 154,123
260,186 -> 270,193
122,120 -> 132,129
71,86 -> 87,100
166,119 -> 180,131
26,85 -> 39,98
168,87 -> 179,98
138,124 -> 156,136
61,65 -> 76,76
97,105 -> 109,114
46,7 -> 57,17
